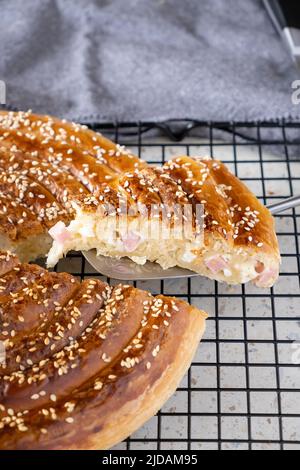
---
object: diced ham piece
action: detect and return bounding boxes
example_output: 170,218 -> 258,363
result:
121,231 -> 141,252
255,267 -> 278,287
255,261 -> 265,273
49,221 -> 71,244
205,255 -> 228,274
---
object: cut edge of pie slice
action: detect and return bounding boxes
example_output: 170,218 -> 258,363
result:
0,250 -> 207,450
47,156 -> 280,288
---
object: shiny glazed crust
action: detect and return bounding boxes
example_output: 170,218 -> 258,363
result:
163,156 -> 279,256
0,110 -> 280,286
0,110 -> 144,261
0,251 -> 207,450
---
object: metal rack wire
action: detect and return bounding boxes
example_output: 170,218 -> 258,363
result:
56,120 -> 300,451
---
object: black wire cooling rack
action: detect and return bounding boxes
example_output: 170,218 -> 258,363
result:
56,120 -> 300,451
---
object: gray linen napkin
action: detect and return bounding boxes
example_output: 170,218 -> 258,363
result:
0,0 -> 299,123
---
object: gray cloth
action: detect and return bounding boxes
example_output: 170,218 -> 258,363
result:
1,0 -> 300,123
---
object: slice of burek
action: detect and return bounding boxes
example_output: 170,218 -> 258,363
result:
47,156 -> 280,288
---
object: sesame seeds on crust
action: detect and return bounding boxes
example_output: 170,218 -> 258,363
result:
0,251 -> 190,445
0,110 -> 270,255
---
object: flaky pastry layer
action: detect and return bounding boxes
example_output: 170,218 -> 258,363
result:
0,251 -> 207,449
0,111 -> 280,286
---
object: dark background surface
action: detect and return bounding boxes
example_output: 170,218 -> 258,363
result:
0,0 -> 299,122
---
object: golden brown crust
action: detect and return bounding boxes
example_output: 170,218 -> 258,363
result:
0,251 -> 207,449
0,110 -> 144,245
163,156 -> 279,258
0,111 -> 276,248
0,250 -> 19,275
0,111 -> 280,285
0,192 -> 46,242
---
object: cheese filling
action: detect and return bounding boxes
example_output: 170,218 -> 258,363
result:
47,209 -> 279,288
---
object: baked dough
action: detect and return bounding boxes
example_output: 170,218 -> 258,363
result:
0,110 -> 144,262
0,250 -> 207,449
0,110 -> 280,286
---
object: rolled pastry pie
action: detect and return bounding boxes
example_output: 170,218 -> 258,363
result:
0,251 -> 207,449
0,110 -> 280,287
